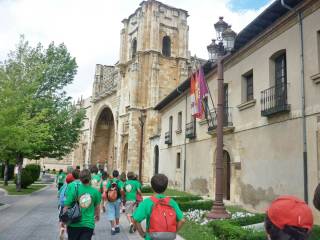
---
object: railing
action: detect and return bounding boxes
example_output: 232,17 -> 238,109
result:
207,107 -> 233,132
185,121 -> 196,139
261,83 -> 290,116
165,131 -> 172,145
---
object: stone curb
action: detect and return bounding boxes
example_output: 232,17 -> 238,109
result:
0,184 -> 51,197
0,188 -> 8,196
0,203 -> 10,212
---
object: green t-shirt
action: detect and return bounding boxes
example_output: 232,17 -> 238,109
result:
56,172 -> 66,184
64,182 -> 101,229
132,194 -> 184,240
91,174 -> 102,191
124,180 -> 141,201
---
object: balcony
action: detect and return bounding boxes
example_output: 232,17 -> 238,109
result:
185,121 -> 196,139
207,107 -> 233,131
261,83 -> 290,117
207,107 -> 234,136
165,131 -> 172,145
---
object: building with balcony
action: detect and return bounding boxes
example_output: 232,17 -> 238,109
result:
154,0 -> 320,218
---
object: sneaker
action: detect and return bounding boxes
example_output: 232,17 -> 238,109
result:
111,229 -> 116,235
129,224 -> 134,233
115,226 -> 120,233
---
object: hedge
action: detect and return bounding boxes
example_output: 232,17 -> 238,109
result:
178,200 -> 213,211
210,221 -> 266,240
227,214 -> 266,226
25,164 -> 41,182
14,168 -> 34,188
141,185 -> 153,193
172,196 -> 203,202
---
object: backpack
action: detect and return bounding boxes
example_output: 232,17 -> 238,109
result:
107,180 -> 120,202
149,196 -> 177,240
58,184 -> 68,207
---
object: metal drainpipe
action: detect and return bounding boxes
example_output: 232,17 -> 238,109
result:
184,94 -> 187,191
281,0 -> 308,203
176,86 -> 187,191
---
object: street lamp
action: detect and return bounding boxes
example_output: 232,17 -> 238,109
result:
207,17 -> 236,219
138,110 -> 146,183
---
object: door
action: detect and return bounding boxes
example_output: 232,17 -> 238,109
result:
222,150 -> 231,200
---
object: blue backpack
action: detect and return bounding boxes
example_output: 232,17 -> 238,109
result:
58,183 -> 68,207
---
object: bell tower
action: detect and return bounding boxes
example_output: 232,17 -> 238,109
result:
116,0 -> 189,180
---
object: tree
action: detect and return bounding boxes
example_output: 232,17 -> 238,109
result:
0,36 -> 85,190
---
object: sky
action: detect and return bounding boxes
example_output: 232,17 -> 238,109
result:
0,0 -> 274,100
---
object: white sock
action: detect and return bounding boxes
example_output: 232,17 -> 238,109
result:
116,225 -> 119,228
112,227 -> 115,231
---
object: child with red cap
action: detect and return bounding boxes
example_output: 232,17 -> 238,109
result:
265,195 -> 313,240
58,173 -> 76,240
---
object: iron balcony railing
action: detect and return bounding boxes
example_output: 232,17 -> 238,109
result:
261,83 -> 290,117
207,107 -> 233,132
185,121 -> 196,139
164,131 -> 172,145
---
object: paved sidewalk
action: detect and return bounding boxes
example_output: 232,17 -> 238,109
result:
0,185 -> 184,240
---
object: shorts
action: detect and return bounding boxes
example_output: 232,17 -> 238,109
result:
67,226 -> 94,240
107,198 -> 121,221
125,201 -> 136,215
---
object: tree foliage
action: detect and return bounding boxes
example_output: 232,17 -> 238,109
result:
0,36 -> 85,189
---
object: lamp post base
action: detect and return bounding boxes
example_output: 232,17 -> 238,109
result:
207,202 -> 231,219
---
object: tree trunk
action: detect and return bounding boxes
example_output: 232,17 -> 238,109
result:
3,159 -> 9,186
16,153 -> 23,192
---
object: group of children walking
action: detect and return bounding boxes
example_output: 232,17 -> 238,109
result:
55,166 -> 320,240
56,166 -> 184,240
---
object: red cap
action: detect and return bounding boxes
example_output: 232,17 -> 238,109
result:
66,173 -> 75,184
267,195 -> 313,231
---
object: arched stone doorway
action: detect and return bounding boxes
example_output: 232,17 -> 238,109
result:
222,150 -> 231,200
122,143 -> 128,172
91,107 -> 115,172
154,145 -> 159,174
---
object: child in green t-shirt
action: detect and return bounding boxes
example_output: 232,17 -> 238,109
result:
100,171 -> 109,212
132,174 -> 185,240
124,172 -> 142,233
63,169 -> 101,239
56,169 -> 66,190
90,165 -> 101,192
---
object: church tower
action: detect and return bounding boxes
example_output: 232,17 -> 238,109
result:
116,0 -> 189,180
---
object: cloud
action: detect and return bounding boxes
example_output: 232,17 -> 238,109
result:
0,0 -> 273,99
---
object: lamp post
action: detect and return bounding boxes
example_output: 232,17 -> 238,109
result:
207,17 -> 236,219
138,110 -> 146,183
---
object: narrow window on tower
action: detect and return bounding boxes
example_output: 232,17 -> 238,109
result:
162,36 -> 171,57
132,38 -> 137,59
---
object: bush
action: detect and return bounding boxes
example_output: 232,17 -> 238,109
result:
14,168 -> 34,188
25,164 -> 41,182
210,221 -> 266,240
172,196 -> 203,202
141,185 -> 153,193
178,200 -> 213,211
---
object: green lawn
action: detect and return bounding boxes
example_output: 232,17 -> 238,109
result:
0,184 -> 47,195
142,188 -> 193,197
179,221 -> 217,240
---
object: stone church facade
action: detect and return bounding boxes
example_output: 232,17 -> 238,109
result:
70,0 -> 194,181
